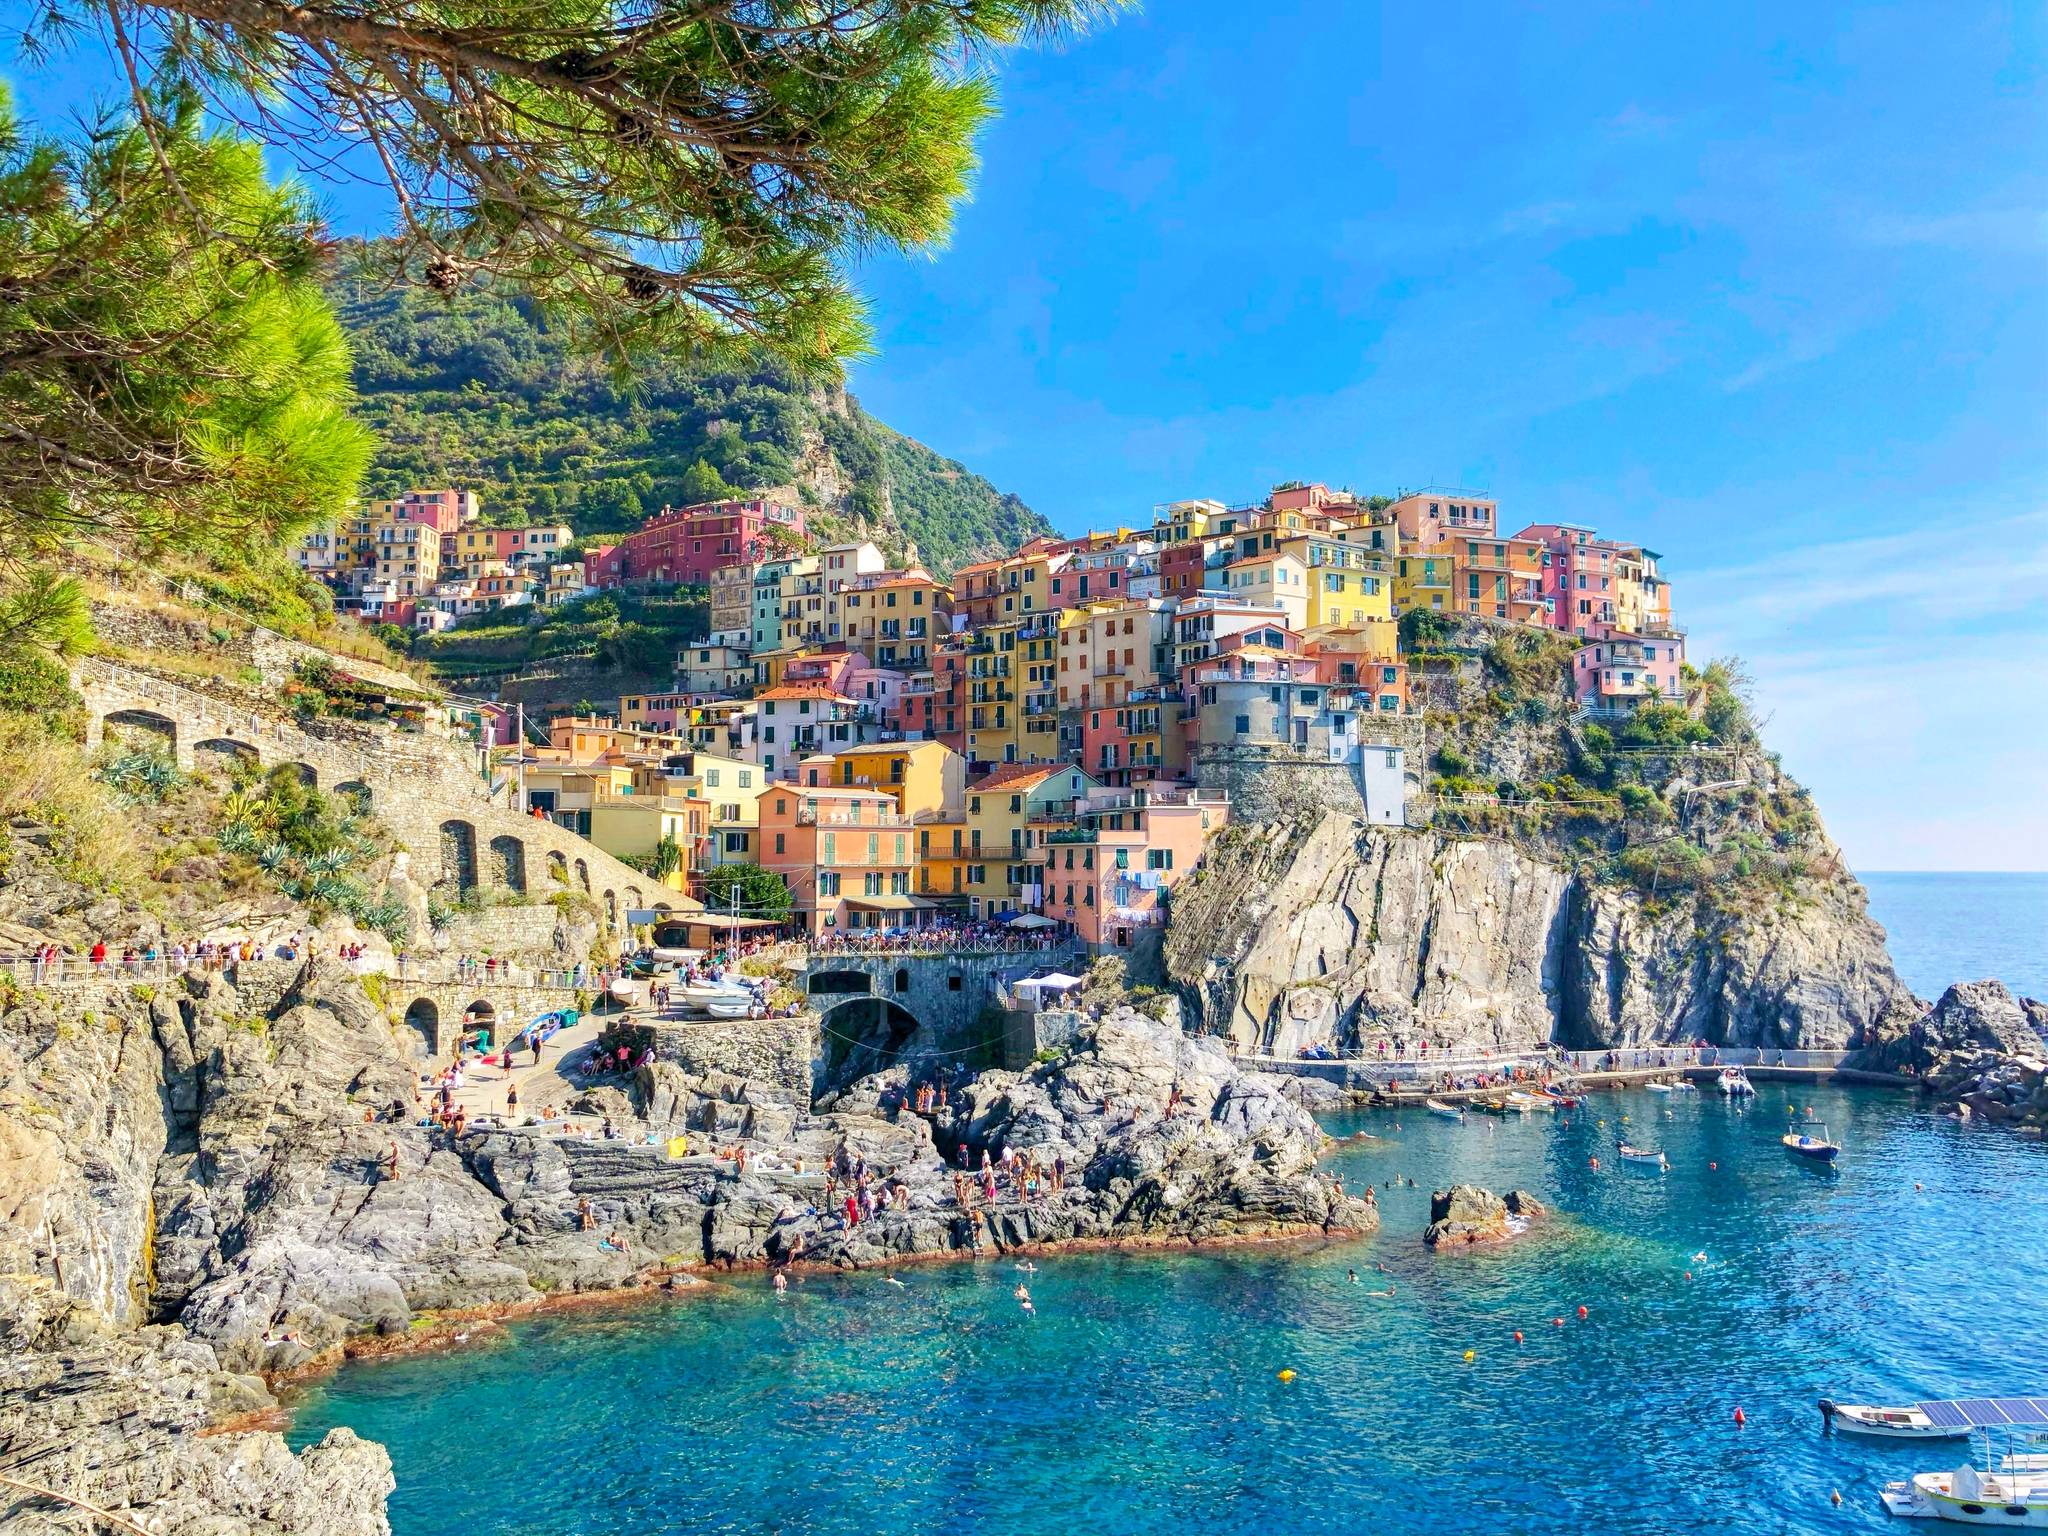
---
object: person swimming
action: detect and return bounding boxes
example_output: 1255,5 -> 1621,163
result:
1367,1283 -> 1396,1299
883,1275 -> 906,1288
1347,1268 -> 1359,1283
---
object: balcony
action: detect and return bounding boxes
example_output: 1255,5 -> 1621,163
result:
1043,827 -> 1098,844
796,806 -> 913,828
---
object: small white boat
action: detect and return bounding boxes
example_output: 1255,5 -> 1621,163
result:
1718,1067 -> 1755,1097
703,998 -> 755,1019
608,978 -> 642,1004
650,946 -> 701,965
1616,1142 -> 1668,1169
1822,1401 -> 1970,1441
678,979 -> 751,1005
1645,1079 -> 1676,1094
1671,1079 -> 1700,1094
1426,1098 -> 1465,1122
1505,1090 -> 1556,1113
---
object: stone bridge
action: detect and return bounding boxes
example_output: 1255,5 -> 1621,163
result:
389,980 -> 593,1058
76,657 -> 681,937
799,945 -> 1083,1089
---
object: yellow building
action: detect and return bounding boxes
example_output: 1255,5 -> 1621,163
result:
588,789 -> 711,891
1055,599 -> 1171,711
1281,532 -> 1396,650
795,740 -> 966,821
961,619 -> 1025,766
958,761 -> 1101,918
1151,498 -> 1227,546
1393,552 -> 1454,617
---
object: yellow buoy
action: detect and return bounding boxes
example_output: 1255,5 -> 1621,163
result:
1277,1368 -> 1296,1383
1463,1349 -> 1475,1362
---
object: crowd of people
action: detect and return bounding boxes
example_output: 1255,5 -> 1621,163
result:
803,918 -> 1065,956
15,934 -> 319,981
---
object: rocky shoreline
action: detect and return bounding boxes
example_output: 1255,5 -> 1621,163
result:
0,945 -> 1369,1536
1847,979 -> 2048,1134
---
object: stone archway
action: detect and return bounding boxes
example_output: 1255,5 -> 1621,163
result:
547,850 -> 568,885
602,889 -> 618,931
285,762 -> 319,788
574,858 -> 590,893
807,969 -> 874,999
193,737 -> 260,771
440,820 -> 479,891
816,995 -> 926,1089
489,834 -> 528,893
335,780 -> 372,814
403,997 -> 439,1057
462,999 -> 498,1047
103,708 -> 178,755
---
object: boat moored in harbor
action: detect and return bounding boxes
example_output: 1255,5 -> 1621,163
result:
1616,1142 -> 1668,1170
1876,1398 -> 2048,1526
1718,1067 -> 1756,1097
1822,1400 -> 1972,1441
1426,1099 -> 1466,1122
1784,1122 -> 1843,1163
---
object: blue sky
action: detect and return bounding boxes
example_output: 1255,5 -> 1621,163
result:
10,2 -> 2045,870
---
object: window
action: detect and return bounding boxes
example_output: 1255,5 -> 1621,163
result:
1146,848 -> 1175,870
1235,714 -> 1251,733
774,832 -> 786,854
819,871 -> 840,895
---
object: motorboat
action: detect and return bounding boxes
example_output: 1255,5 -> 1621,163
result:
1469,1097 -> 1513,1117
1783,1121 -> 1842,1163
1718,1067 -> 1755,1097
1670,1079 -> 1700,1094
1645,1079 -> 1676,1094
1426,1099 -> 1466,1122
1616,1142 -> 1668,1170
1505,1090 -> 1556,1113
1821,1401 -> 1971,1441
1876,1398 -> 2048,1526
1540,1086 -> 1585,1109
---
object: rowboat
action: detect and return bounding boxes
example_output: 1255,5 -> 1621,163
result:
1616,1142 -> 1668,1170
1718,1067 -> 1755,1097
703,998 -> 755,1019
1426,1099 -> 1466,1122
1822,1401 -> 1971,1441
1783,1122 -> 1842,1163
1469,1097 -> 1513,1117
1505,1090 -> 1556,1113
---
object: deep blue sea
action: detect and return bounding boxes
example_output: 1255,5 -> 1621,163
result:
290,1081 -> 2048,1536
1860,870 -> 2048,1002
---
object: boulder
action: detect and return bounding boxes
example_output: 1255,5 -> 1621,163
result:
1424,1184 -> 1545,1248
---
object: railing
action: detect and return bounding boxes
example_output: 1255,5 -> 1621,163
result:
795,807 -> 913,828
1043,827 -> 1097,844
0,953 -> 593,992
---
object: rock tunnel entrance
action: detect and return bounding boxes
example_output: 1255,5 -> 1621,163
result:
817,996 -> 925,1093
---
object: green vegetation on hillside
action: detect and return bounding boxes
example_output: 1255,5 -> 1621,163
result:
333,261 -> 1051,575
413,588 -> 710,690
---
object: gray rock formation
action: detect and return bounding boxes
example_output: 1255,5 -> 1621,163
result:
2,935 -> 1366,1535
1166,813 -> 1920,1056
1849,980 -> 2048,1132
1422,1185 -> 1545,1248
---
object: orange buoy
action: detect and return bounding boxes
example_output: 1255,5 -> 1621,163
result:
1513,1330 -> 1524,1344
1685,1270 -> 1693,1281
1710,1161 -> 1718,1170
1553,1316 -> 1565,1327
1589,1156 -> 1601,1170
1577,1305 -> 1588,1319
1734,1407 -> 1746,1426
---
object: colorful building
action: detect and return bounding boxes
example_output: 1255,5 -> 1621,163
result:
756,785 -> 922,934
1034,785 -> 1228,952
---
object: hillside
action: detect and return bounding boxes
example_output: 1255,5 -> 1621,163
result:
331,255 -> 1052,576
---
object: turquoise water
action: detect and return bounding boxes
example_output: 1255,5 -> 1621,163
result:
1861,870 -> 2048,1002
290,1083 -> 2048,1535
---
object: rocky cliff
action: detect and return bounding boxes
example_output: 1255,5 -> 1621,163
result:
0,891 -> 1363,1534
1848,980 -> 2048,1132
1165,812 -> 1920,1056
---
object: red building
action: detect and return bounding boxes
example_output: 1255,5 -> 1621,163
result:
598,498 -> 806,586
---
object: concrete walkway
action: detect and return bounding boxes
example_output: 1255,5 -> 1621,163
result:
436,1005 -> 637,1122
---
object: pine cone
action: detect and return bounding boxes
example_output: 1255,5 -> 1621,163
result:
424,256 -> 462,294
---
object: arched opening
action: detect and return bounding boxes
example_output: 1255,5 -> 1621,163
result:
547,850 -> 568,884
624,885 -> 644,912
462,999 -> 498,1049
489,834 -> 528,892
808,969 -> 873,998
440,819 -> 478,891
817,996 -> 926,1089
403,997 -> 439,1057
893,967 -> 911,994
335,780 -> 372,814
574,858 -> 590,893
286,761 -> 319,788
602,889 -> 618,930
103,708 -> 177,755
193,737 -> 259,770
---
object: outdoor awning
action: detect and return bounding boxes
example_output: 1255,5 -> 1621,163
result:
628,904 -> 700,923
845,894 -> 937,911
1005,913 -> 1057,930
681,913 -> 781,930
1015,971 -> 1085,992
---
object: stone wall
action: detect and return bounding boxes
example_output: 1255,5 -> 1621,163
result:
1194,721 -> 1425,826
437,905 -> 577,959
652,1014 -> 818,1104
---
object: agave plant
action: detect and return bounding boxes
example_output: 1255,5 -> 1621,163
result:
301,848 -> 353,877
256,841 -> 292,872
217,823 -> 257,855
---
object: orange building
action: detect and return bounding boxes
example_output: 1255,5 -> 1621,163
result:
756,784 -> 924,934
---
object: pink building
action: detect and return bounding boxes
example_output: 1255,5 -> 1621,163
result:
603,497 -> 806,586
1035,786 -> 1228,953
1386,489 -> 1497,552
1516,523 -> 1633,639
1571,632 -> 1687,711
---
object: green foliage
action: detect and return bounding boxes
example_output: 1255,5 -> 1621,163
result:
0,88 -> 370,561
416,585 -> 708,687
74,0 -> 1123,371
329,260 -> 1050,574
1613,703 -> 1710,748
214,764 -> 407,941
94,745 -> 185,805
1399,608 -> 1456,650
1697,658 -> 1758,746
698,863 -> 793,921
0,646 -> 81,724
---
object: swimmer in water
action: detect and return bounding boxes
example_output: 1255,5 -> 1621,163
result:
1347,1268 -> 1360,1284
1013,1284 -> 1031,1302
1014,1261 -> 1037,1273
1367,1283 -> 1396,1299
773,1272 -> 788,1293
883,1275 -> 906,1288
1692,1250 -> 1708,1263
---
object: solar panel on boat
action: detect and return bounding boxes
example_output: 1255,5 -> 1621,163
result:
1916,1398 -> 2048,1430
